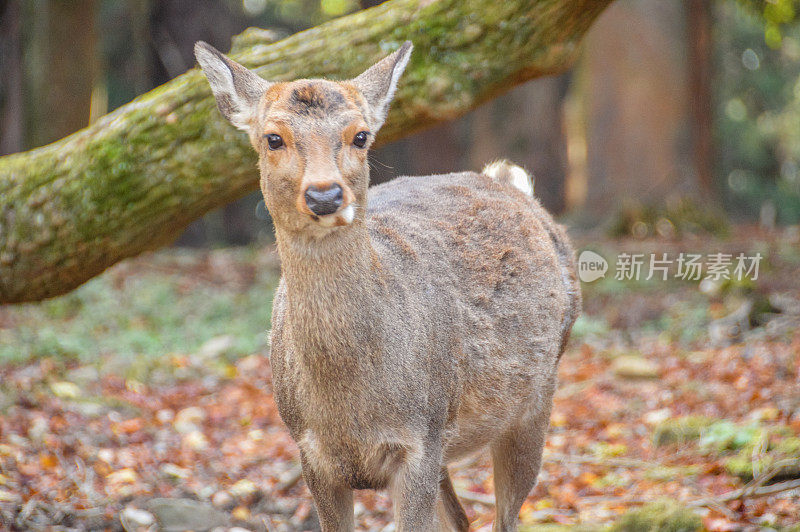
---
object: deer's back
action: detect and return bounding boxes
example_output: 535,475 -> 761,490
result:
366,171 -> 578,340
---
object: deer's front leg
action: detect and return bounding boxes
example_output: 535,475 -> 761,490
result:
301,454 -> 354,532
391,446 -> 443,532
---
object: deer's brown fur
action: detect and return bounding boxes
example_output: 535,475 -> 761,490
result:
196,40 -> 581,532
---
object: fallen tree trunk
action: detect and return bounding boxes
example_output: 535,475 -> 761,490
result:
0,0 -> 611,303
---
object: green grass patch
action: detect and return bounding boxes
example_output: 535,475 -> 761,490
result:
0,249 -> 280,368
570,315 -> 611,340
652,416 -> 713,447
520,502 -> 703,532
607,501 -> 702,532
698,420 -> 764,452
643,465 -> 702,482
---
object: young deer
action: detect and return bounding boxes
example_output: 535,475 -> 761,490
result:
196,40 -> 580,532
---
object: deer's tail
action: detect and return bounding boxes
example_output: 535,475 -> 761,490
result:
482,159 -> 534,196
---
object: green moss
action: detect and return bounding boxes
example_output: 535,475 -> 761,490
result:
607,502 -> 702,532
608,197 -> 730,239
643,465 -> 702,482
521,526 -> 600,532
725,435 -> 800,482
570,315 -> 611,339
520,503 -> 704,532
652,416 -> 713,447
699,420 -> 763,452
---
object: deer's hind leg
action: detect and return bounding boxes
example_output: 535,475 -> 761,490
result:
489,396 -> 554,532
300,453 -> 354,532
390,443 -> 445,532
437,466 -> 469,531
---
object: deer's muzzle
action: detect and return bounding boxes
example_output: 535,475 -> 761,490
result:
304,183 -> 344,216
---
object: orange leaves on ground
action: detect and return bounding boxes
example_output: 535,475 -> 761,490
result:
1,232 -> 798,529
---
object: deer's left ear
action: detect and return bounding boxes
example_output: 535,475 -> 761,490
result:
194,41 -> 271,131
351,41 -> 413,133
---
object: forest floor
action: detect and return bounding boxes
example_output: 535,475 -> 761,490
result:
0,226 -> 799,531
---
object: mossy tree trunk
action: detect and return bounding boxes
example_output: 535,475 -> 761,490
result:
0,0 -> 612,304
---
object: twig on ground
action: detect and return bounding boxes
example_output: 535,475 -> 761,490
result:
692,478 -> 800,507
276,465 -> 303,492
455,490 -> 495,507
578,495 -> 650,506
690,458 -> 800,511
743,458 -> 798,496
706,499 -> 739,520
544,451 -> 660,469
685,476 -> 739,520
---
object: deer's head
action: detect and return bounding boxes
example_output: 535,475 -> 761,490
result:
195,41 -> 412,237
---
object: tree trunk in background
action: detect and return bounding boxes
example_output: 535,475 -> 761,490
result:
148,0 -> 256,247
578,0 -> 694,220
129,0 -> 154,99
468,76 -> 570,214
0,0 -> 612,303
404,122 -> 465,176
0,0 -> 24,155
25,0 -> 97,148
687,0 -> 714,196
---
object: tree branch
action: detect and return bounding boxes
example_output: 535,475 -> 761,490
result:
0,0 -> 611,303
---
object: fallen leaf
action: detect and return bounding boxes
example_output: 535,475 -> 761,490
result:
50,381 -> 82,398
183,430 -> 209,450
160,463 -> 191,479
229,479 -> 257,497
612,355 -> 659,379
231,506 -> 250,521
107,468 -> 138,484
0,489 -> 20,502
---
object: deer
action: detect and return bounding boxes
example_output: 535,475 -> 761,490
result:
195,39 -> 581,532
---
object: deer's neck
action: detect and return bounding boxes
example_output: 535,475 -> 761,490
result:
275,222 -> 385,363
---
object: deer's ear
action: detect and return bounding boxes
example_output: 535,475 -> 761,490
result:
194,41 -> 270,131
351,41 -> 413,132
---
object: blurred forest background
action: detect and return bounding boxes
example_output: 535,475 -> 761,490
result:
2,0 -> 800,244
1,1 -> 800,531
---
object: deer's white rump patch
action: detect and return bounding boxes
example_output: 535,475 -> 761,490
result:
483,160 -> 534,196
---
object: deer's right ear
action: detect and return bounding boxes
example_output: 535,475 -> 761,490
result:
194,41 -> 270,131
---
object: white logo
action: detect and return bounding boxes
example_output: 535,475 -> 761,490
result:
578,250 -> 608,283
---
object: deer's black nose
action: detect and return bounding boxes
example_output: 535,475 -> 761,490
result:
304,183 -> 344,216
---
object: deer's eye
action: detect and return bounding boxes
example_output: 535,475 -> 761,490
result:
265,134 -> 284,150
353,131 -> 369,148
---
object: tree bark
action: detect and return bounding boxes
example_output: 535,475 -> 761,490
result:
0,0 -> 24,155
687,0 -> 714,196
25,0 -> 97,148
581,0 -> 693,220
0,0 -> 611,303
